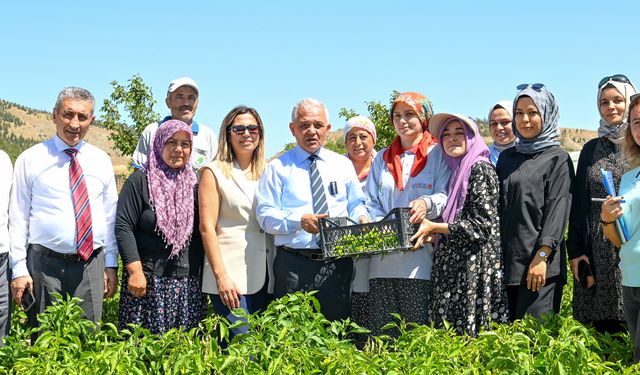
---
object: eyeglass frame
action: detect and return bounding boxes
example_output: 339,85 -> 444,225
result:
516,83 -> 545,92
227,124 -> 261,135
598,74 -> 630,89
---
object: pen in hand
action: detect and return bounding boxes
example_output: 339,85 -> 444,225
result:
591,197 -> 626,203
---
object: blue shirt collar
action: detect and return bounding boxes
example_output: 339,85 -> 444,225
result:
292,145 -> 327,164
53,135 -> 85,153
160,116 -> 200,134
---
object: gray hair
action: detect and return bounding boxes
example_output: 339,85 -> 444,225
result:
54,87 -> 96,114
291,98 -> 330,123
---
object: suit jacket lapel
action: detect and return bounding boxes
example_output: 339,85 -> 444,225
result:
231,168 -> 253,203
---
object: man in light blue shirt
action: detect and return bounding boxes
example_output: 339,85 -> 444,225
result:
256,98 -> 368,320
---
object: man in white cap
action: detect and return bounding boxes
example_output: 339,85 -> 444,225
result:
132,76 -> 217,171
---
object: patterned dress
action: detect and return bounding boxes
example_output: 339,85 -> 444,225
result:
428,162 -> 509,336
569,138 -> 626,325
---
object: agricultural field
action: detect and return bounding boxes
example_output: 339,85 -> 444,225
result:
0,277 -> 638,374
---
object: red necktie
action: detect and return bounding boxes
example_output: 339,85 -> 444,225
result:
64,148 -> 93,261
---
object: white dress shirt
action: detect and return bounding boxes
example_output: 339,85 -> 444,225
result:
256,146 -> 369,249
9,136 -> 118,278
0,150 -> 12,255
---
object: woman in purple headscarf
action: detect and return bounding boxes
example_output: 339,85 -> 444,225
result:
115,119 -> 207,334
412,113 -> 508,336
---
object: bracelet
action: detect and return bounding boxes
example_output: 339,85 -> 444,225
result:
600,219 -> 615,225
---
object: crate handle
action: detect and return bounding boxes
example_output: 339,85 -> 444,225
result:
320,216 -> 359,228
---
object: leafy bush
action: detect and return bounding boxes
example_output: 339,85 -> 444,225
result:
1,290 -> 639,374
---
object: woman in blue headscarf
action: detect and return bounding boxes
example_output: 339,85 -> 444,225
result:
496,84 -> 575,321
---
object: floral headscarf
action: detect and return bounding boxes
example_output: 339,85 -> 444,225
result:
383,92 -> 438,190
144,119 -> 197,258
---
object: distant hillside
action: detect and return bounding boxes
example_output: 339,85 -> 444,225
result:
273,122 -> 598,159
0,99 -> 130,175
1,99 -> 600,169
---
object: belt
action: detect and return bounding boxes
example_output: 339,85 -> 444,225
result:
29,244 -> 102,262
277,246 -> 324,260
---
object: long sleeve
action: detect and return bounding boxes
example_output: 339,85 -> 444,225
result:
9,152 -> 32,278
536,152 -> 575,252
448,163 -> 499,246
255,161 -> 301,235
422,147 -> 450,219
103,165 -> 119,268
364,152 -> 387,220
0,152 -> 12,255
566,141 -> 595,259
115,171 -> 146,266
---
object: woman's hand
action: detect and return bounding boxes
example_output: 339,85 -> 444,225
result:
601,195 -> 624,223
411,219 -> 436,249
527,256 -> 547,292
127,270 -> 147,298
408,199 -> 428,224
569,255 -> 589,282
216,274 -> 242,309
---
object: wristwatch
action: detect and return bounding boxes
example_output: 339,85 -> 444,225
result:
538,250 -> 548,261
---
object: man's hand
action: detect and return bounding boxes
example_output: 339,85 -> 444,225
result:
358,215 -> 370,224
300,213 -> 328,234
104,268 -> 118,298
11,275 -> 33,306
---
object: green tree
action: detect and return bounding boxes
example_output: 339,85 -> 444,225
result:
100,75 -> 160,157
336,91 -> 400,153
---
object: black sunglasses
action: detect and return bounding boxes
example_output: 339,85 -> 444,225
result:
598,74 -> 630,88
630,93 -> 640,102
227,124 -> 260,135
517,83 -> 545,92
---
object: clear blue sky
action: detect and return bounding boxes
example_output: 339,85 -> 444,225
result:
1,1 -> 638,158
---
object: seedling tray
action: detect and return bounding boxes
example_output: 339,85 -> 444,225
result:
318,207 -> 418,259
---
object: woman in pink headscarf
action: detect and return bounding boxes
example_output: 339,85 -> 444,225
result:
412,113 -> 508,336
115,119 -> 207,334
343,115 -> 377,345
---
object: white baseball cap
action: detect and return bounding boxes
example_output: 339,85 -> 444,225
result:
167,77 -> 199,96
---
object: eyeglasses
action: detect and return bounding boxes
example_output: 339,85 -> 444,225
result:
228,124 -> 260,135
598,74 -> 630,88
517,83 -> 545,91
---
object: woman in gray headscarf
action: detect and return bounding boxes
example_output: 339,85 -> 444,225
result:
567,75 -> 637,334
496,84 -> 575,321
487,100 -> 516,165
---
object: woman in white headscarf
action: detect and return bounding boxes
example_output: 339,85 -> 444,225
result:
343,115 -> 377,347
487,100 -> 516,165
567,74 -> 637,334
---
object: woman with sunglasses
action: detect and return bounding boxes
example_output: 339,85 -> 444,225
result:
601,93 -> 640,362
487,100 -> 516,165
199,106 -> 272,341
497,84 -> 574,321
568,75 -> 636,334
